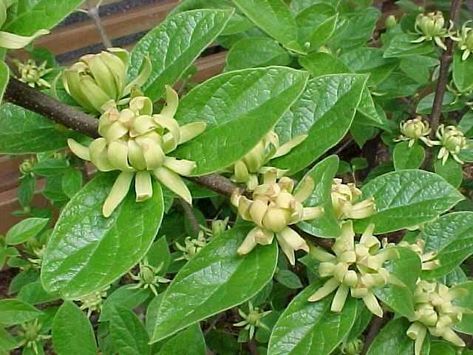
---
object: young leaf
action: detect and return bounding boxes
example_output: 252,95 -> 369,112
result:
100,286 -> 150,322
129,9 -> 233,100
434,158 -> 463,188
5,217 -> 49,245
393,142 -> 425,170
422,212 -> 473,279
232,0 -> 301,52
157,324 -> 206,355
5,0 -> 84,36
272,74 -> 368,174
109,307 -> 151,355
374,247 -> 421,318
354,170 -> 464,233
0,299 -> 42,326
41,173 -> 164,299
150,226 -> 278,343
174,67 -> 309,175
453,51 -> 473,93
268,282 -> 359,355
296,155 -> 340,238
52,302 -> 97,355
0,104 -> 69,154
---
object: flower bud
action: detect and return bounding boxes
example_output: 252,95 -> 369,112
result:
436,124 -> 468,164
385,15 -> 397,29
413,12 -> 447,49
14,59 -> 52,89
331,179 -> 376,220
457,24 -> 473,61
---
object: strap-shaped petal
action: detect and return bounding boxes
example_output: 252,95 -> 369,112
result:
237,227 -> 259,255
101,51 -> 127,95
80,76 -> 111,112
273,134 -> 308,158
249,199 -> 268,227
103,121 -> 128,141
68,139 -> 91,161
153,167 -> 191,204
276,227 -> 309,265
83,54 -> 117,99
136,137 -> 165,170
178,122 -> 207,144
308,277 -> 339,302
135,171 -> 153,202
107,140 -> 133,171
102,171 -> 134,217
0,29 -> 49,49
160,85 -> 179,119
233,160 -> 249,182
294,176 -> 315,203
333,221 -> 355,256
130,115 -> 156,137
89,138 -> 114,171
62,70 -> 95,111
154,114 -> 180,151
129,96 -> 153,116
163,157 -> 196,176
123,56 -> 151,96
127,139 -> 147,170
362,292 -> 383,317
331,285 -> 349,312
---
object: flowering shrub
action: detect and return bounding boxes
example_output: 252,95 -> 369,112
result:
0,0 -> 473,354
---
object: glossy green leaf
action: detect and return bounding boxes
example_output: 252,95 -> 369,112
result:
434,158 -> 463,188
0,299 -> 42,326
296,155 -> 340,238
273,74 -> 367,173
174,67 -> 308,175
41,173 -> 164,299
453,52 -> 473,93
422,212 -> 473,279
356,89 -> 387,128
299,52 -> 348,77
232,0 -> 301,51
5,217 -> 49,245
150,226 -> 278,343
275,269 -> 303,289
429,340 -> 456,355
147,236 -> 172,271
366,318 -> 418,355
109,307 -> 150,355
100,286 -> 150,322
129,9 -> 233,100
62,169 -> 84,198
0,104 -> 69,154
268,282 -> 359,355
375,247 -> 421,318
383,34 -> 434,58
393,142 -> 425,170
0,61 -> 8,103
17,281 -> 58,305
452,281 -> 473,334
6,0 -> 84,35
52,302 -> 97,355
0,327 -> 18,353
225,37 -> 291,71
354,170 -> 463,234
157,324 -> 206,355
307,14 -> 338,51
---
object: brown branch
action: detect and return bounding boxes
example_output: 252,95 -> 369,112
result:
178,198 -> 201,236
429,0 -> 463,134
362,315 -> 388,354
4,78 -> 100,138
190,174 -> 240,198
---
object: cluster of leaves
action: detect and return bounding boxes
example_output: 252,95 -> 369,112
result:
1,0 -> 473,354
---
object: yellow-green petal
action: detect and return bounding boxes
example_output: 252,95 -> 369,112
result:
103,172 -> 134,217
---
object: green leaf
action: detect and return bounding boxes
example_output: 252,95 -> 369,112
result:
5,217 -> 48,245
383,33 -> 434,58
296,155 -> 340,238
0,327 -> 18,352
61,169 -> 83,198
6,0 -> 84,36
0,299 -> 42,326
422,212 -> 473,279
147,236 -> 172,271
275,269 -> 303,289
225,37 -> 291,71
267,282 -> 359,355
109,307 -> 150,355
157,324 -> 206,355
0,104 -> 69,154
129,9 -> 233,100
354,170 -> 463,234
100,286 -> 150,322
52,302 -> 97,355
375,247 -> 421,318
393,142 -> 425,170
452,281 -> 473,334
434,158 -> 463,188
273,74 -> 367,174
41,173 -> 164,299
357,89 -> 387,128
307,14 -> 338,51
232,0 -> 301,52
174,67 -> 308,175
150,226 -> 278,343
429,340 -> 456,355
0,61 -> 9,103
299,52 -> 349,77
32,159 -> 69,176
17,281 -> 58,305
366,318 -> 417,355
453,52 -> 473,93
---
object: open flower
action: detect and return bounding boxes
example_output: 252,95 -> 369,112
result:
412,11 -> 448,50
229,131 -> 307,190
63,48 -> 150,113
386,239 -> 439,271
68,86 -> 206,217
453,21 -> 473,61
434,124 -> 468,164
395,116 -> 434,147
331,179 -> 376,220
14,59 -> 52,89
232,170 -> 323,265
407,281 -> 467,355
308,221 -> 400,317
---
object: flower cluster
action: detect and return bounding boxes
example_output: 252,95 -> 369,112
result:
395,116 -> 433,147
14,59 -> 52,89
68,86 -> 206,217
229,131 -> 306,190
412,11 -> 448,50
331,179 -> 376,220
232,170 -> 323,265
63,48 -> 150,113
309,221 -> 399,317
407,281 -> 466,355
